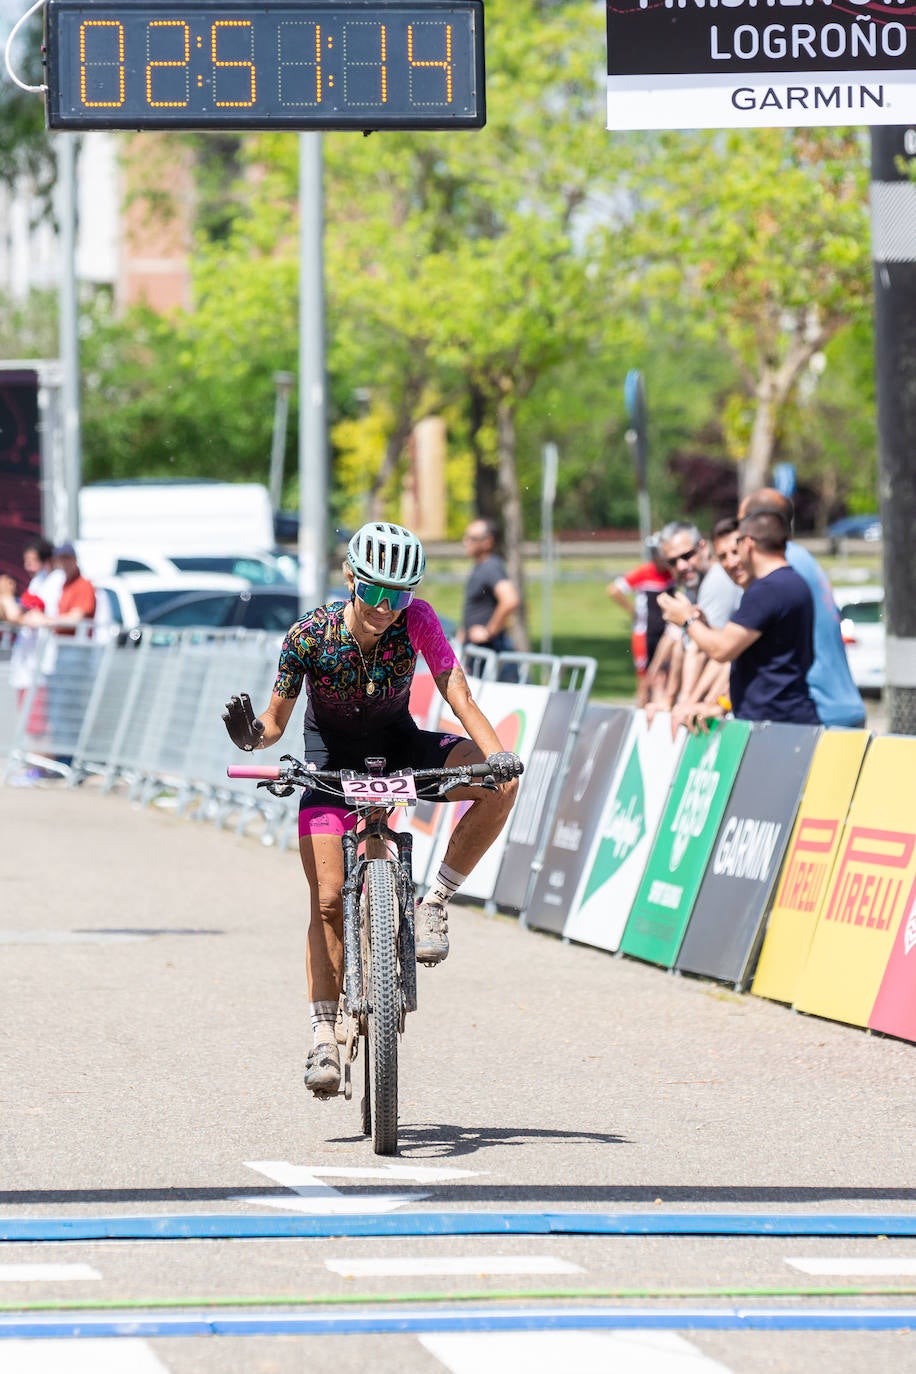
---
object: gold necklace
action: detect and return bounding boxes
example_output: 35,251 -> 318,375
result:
347,615 -> 380,695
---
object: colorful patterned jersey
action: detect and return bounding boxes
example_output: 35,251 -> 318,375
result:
274,598 -> 458,733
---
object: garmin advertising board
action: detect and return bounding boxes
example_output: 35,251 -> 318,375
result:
523,705 -> 633,937
618,719 -> 750,968
675,723 -> 821,989
606,0 -> 916,130
563,710 -> 684,953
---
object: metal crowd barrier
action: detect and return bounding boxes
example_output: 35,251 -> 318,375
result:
1,625 -> 597,871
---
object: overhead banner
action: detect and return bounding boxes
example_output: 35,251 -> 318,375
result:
619,719 -> 750,968
564,710 -> 685,954
794,736 -> 916,1029
605,0 -> 916,130
493,691 -> 597,914
675,723 -> 821,989
752,729 -> 871,1007
524,705 -> 633,937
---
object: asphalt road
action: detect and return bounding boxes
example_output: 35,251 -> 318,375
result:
1,782 -> 915,1373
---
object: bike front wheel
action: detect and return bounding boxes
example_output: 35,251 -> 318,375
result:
365,858 -> 400,1155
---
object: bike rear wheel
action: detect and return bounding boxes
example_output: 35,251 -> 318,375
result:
365,858 -> 400,1155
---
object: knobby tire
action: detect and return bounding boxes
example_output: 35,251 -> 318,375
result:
366,859 -> 400,1155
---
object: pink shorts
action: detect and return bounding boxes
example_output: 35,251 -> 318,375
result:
298,805 -> 358,840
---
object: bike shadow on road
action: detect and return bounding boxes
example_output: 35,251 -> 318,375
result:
322,1121 -> 619,1158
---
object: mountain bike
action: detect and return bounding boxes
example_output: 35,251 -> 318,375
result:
226,754 -> 498,1155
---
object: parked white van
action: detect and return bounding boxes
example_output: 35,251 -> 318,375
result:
78,479 -> 275,553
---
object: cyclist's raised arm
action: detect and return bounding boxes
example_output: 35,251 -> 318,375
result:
433,662 -> 504,760
223,691 -> 296,752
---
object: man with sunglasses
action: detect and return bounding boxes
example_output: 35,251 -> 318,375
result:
223,521 -> 523,1099
652,521 -> 743,706
659,509 -> 818,726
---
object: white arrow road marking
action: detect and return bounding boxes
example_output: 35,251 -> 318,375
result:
0,1264 -> 101,1281
420,1331 -> 734,1374
787,1256 -> 916,1276
326,1256 -> 583,1278
237,1160 -> 478,1214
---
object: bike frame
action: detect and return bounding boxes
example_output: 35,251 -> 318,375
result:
226,753 -> 495,1153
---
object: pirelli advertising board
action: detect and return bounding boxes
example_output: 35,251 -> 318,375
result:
794,736 -> 916,1033
606,0 -> 916,131
752,729 -> 871,1007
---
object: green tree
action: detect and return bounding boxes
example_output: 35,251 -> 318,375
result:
603,128 -> 873,498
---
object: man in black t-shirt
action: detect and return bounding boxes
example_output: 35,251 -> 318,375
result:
459,518 -> 521,653
658,509 -> 818,726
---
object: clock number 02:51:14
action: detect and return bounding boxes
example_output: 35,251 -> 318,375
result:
78,18 -> 456,109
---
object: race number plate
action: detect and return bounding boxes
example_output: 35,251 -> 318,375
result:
341,773 -> 417,805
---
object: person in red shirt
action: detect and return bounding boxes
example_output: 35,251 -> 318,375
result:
51,542 -> 96,632
28,543 -> 98,771
607,535 -> 674,707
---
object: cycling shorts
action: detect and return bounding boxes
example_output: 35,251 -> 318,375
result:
297,723 -> 465,839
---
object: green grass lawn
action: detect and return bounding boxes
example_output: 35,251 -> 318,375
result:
425,549 -> 882,707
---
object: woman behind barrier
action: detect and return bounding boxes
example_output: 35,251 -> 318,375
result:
222,521 -> 522,1099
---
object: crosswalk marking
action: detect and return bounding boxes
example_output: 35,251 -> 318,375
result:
325,1255 -> 583,1277
0,1339 -> 170,1372
786,1256 -> 916,1276
419,1331 -> 734,1373
0,1265 -> 101,1282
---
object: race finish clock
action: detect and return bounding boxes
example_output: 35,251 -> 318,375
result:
44,0 -> 485,130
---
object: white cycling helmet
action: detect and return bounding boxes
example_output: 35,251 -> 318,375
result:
346,522 -> 427,588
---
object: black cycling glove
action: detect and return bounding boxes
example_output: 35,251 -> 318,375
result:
486,750 -> 524,783
222,693 -> 265,752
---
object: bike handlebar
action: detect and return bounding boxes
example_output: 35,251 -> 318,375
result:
226,760 -> 494,783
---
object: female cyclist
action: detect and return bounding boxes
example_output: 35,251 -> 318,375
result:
223,521 -> 522,1099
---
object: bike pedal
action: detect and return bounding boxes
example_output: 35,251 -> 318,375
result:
343,1061 -> 352,1101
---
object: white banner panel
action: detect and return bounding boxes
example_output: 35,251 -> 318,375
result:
607,71 -> 916,131
424,679 -> 550,903
563,711 -> 684,953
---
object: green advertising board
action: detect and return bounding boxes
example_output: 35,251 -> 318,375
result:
619,719 -> 751,967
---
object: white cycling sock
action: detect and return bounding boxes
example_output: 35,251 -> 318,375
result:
310,1000 -> 337,1046
427,862 -> 466,908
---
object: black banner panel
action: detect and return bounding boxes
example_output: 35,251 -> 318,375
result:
524,705 -> 632,937
675,722 -> 821,988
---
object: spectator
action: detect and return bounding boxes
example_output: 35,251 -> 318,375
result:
0,537 -> 64,784
28,543 -> 98,769
650,520 -> 743,709
739,488 -> 866,729
668,517 -> 747,736
659,508 -> 819,726
607,534 -> 674,708
459,518 -> 521,664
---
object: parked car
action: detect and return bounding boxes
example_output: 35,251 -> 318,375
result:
76,541 -> 294,587
134,584 -> 302,634
93,572 -> 252,637
827,513 -> 882,555
131,584 -> 456,640
835,584 -> 884,693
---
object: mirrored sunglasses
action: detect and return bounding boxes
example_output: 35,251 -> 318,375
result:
355,579 -> 415,612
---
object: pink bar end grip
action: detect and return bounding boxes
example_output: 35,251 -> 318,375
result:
226,764 -> 282,780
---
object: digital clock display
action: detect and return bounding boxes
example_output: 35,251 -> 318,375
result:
45,0 -> 485,130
